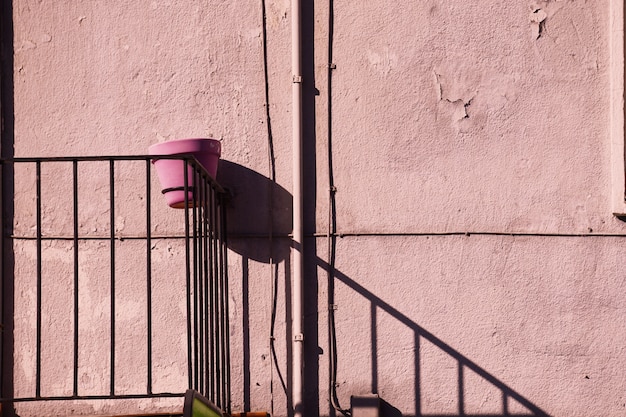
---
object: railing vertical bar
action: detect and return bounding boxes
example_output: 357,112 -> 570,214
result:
218,193 -> 228,409
207,174 -> 213,401
221,193 -> 231,413
109,159 -> 116,396
145,159 -> 153,395
35,161 -> 42,398
184,158 -> 193,390
192,161 -> 200,391
200,177 -> 209,399
72,160 -> 79,397
213,186 -> 221,406
215,187 -> 221,408
202,175 -> 210,397
195,165 -> 204,396
209,187 -> 216,403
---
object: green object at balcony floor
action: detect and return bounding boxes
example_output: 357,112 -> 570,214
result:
183,390 -> 224,417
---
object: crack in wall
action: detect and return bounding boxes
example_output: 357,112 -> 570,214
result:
435,71 -> 443,101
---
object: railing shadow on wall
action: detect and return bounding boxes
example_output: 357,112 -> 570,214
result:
219,161 -> 550,417
0,155 -> 230,416
317,258 -> 550,417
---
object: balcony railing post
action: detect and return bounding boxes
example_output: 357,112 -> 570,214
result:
35,161 -> 41,399
109,159 -> 116,397
145,159 -> 153,395
209,185 -> 217,404
202,172 -> 210,397
184,158 -> 193,391
194,162 -> 204,395
72,159 -> 79,397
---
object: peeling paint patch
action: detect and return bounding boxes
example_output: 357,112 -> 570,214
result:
434,70 -> 477,121
529,1 -> 598,74
529,1 -> 566,40
449,98 -> 473,120
530,8 -> 547,39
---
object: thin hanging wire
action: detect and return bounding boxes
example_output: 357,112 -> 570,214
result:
261,0 -> 288,414
327,0 -> 350,414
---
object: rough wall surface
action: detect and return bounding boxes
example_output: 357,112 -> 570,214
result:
8,0 -> 626,416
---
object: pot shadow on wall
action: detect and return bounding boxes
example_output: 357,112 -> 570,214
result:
216,160 -> 549,417
217,160 -> 294,414
217,159 -> 293,261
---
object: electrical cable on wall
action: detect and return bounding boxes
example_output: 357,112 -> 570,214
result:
261,0 -> 288,415
327,0 -> 350,415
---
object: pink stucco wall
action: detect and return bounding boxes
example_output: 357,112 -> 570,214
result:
8,0 -> 626,416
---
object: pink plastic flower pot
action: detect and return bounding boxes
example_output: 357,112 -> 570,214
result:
149,138 -> 221,209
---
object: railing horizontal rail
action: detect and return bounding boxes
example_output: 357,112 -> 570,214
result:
0,155 -> 225,193
4,392 -> 186,403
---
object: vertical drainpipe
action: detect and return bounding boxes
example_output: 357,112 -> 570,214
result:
291,0 -> 304,415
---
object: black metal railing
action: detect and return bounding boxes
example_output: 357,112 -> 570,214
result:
0,155 -> 230,413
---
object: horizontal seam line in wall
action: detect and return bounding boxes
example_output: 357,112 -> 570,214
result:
10,232 -> 626,240
312,231 -> 626,238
